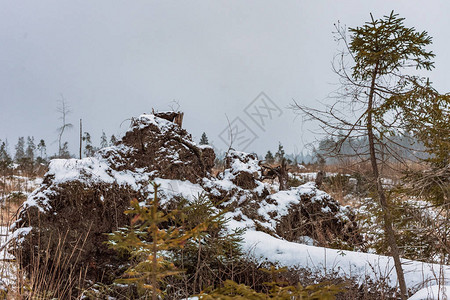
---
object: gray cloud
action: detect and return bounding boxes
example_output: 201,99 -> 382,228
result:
1,0 -> 449,156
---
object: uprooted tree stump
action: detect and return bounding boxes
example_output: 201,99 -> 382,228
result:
11,112 -> 216,290
261,158 -> 290,190
121,114 -> 215,182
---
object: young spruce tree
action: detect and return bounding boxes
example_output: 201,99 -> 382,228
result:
199,132 -> 209,145
108,182 -> 213,299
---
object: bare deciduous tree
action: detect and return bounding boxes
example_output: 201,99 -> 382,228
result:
56,95 -> 73,158
291,12 -> 444,299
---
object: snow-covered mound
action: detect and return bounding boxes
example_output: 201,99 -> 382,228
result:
204,151 -> 361,249
203,150 -> 267,208
256,182 -> 362,248
11,112 -> 216,284
223,150 -> 262,189
107,113 -> 215,181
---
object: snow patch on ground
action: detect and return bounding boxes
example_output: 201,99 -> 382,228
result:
408,285 -> 449,299
0,226 -> 17,287
155,178 -> 205,204
237,228 -> 450,293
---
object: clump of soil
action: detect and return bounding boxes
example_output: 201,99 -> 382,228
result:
113,114 -> 215,182
274,183 -> 363,249
202,150 -> 268,208
203,151 -> 362,250
223,150 -> 262,189
14,181 -> 141,284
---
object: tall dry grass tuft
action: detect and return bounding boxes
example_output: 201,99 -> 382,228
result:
8,226 -> 91,299
0,192 -> 91,299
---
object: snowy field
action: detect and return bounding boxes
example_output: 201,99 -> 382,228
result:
4,150 -> 449,299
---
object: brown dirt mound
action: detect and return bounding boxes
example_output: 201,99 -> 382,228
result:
224,150 -> 261,189
15,181 -> 140,285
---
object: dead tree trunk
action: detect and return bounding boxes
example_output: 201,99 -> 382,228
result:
154,111 -> 184,128
279,158 -> 288,190
315,170 -> 325,189
262,158 -> 289,191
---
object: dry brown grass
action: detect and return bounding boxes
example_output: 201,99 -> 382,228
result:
0,172 -> 90,299
0,205 -> 90,299
3,231 -> 90,299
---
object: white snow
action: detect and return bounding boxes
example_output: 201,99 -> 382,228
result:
218,150 -> 262,185
8,226 -> 32,244
136,114 -> 173,134
154,178 -> 205,203
408,285 -> 449,299
236,228 -> 450,293
0,227 -> 13,261
22,153 -> 153,212
255,182 -> 351,232
228,151 -> 261,175
0,226 -> 17,287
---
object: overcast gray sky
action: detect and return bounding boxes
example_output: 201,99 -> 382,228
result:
1,0 -> 449,157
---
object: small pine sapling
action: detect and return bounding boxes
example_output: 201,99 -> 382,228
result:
170,194 -> 244,295
198,266 -> 341,299
108,182 -> 210,299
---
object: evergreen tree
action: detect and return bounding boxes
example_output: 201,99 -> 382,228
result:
14,137 -> 25,163
314,153 -> 326,166
347,14 -> 436,298
292,11 -> 439,298
199,132 -> 209,145
59,142 -> 71,159
17,136 -> 36,174
391,86 -> 449,205
82,132 -> 95,157
171,195 -> 244,296
108,183 -> 211,299
0,140 -> 12,172
274,142 -> 285,163
37,139 -> 47,161
110,134 -> 118,146
0,140 -> 12,198
100,131 -> 108,149
25,136 -> 36,162
265,151 -> 274,163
